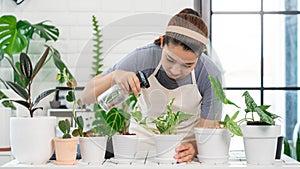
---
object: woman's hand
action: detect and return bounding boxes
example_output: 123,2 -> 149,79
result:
112,70 -> 141,97
174,142 -> 196,163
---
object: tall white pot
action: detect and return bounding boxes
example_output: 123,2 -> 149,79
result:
79,136 -> 108,163
10,116 -> 56,164
194,128 -> 231,164
112,135 -> 138,159
153,134 -> 183,161
0,108 -> 11,150
240,124 -> 281,165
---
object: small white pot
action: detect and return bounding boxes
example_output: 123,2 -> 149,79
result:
194,128 -> 231,164
0,108 -> 11,150
10,116 -> 56,164
112,135 -> 138,159
79,136 -> 108,163
153,134 -> 183,160
240,124 -> 281,165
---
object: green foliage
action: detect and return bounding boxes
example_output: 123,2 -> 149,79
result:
0,15 -> 59,57
284,138 -> 291,157
152,98 -> 193,135
208,75 -> 280,137
58,69 -> 83,138
0,91 -> 16,110
284,135 -> 300,162
58,119 -> 72,139
91,15 -> 103,77
242,91 -> 280,125
0,15 -> 73,113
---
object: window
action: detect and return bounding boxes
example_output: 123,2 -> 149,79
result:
197,0 -> 300,140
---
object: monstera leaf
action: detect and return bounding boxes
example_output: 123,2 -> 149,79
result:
0,15 -> 28,57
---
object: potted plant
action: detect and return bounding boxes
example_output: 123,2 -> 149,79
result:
0,15 -> 75,164
240,91 -> 281,164
78,107 -> 109,164
194,75 -> 242,164
132,98 -> 193,163
53,119 -> 79,165
105,94 -> 139,162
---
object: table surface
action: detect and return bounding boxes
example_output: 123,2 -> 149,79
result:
2,150 -> 300,169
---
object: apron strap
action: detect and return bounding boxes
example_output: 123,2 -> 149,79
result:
191,70 -> 196,84
152,61 -> 162,76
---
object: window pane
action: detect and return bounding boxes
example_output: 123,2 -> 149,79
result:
264,15 -> 299,87
211,15 -> 261,87
264,0 -> 298,11
212,0 -> 261,12
264,90 -> 299,139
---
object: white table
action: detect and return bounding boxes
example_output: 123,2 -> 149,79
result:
2,151 -> 300,168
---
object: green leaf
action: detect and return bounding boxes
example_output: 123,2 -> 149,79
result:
72,129 -> 80,137
31,47 -> 50,81
242,91 -> 258,112
75,116 -> 84,131
0,15 -> 28,57
254,107 -> 275,125
106,108 -> 124,132
6,81 -> 28,100
19,53 -> 32,79
230,111 -> 240,121
283,138 -> 291,157
51,48 -> 74,80
58,119 -> 70,134
208,75 -> 239,108
226,120 -> 243,136
296,133 -> 300,162
31,21 -> 59,42
1,100 -> 16,110
66,91 -> 75,102
177,111 -> 193,124
33,89 -> 57,106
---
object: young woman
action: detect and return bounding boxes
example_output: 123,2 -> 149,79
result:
82,8 -> 222,163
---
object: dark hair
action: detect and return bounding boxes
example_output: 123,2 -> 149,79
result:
154,8 -> 208,55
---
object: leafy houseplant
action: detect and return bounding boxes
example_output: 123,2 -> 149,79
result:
53,117 -> 79,165
151,98 -> 193,135
131,98 -> 193,162
0,15 -> 76,164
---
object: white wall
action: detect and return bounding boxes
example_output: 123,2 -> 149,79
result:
0,0 -> 193,116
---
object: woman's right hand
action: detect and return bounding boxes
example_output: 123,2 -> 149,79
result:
112,70 -> 141,97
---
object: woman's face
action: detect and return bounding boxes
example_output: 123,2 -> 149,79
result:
161,43 -> 198,81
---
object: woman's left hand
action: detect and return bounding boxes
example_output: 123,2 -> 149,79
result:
173,142 -> 196,163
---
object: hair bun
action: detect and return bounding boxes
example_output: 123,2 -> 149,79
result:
178,8 -> 200,17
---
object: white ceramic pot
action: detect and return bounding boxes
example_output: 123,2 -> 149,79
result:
153,134 -> 183,161
112,135 -> 138,159
10,116 -> 56,164
240,124 -> 281,165
79,136 -> 108,163
194,128 -> 231,164
0,108 -> 11,150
